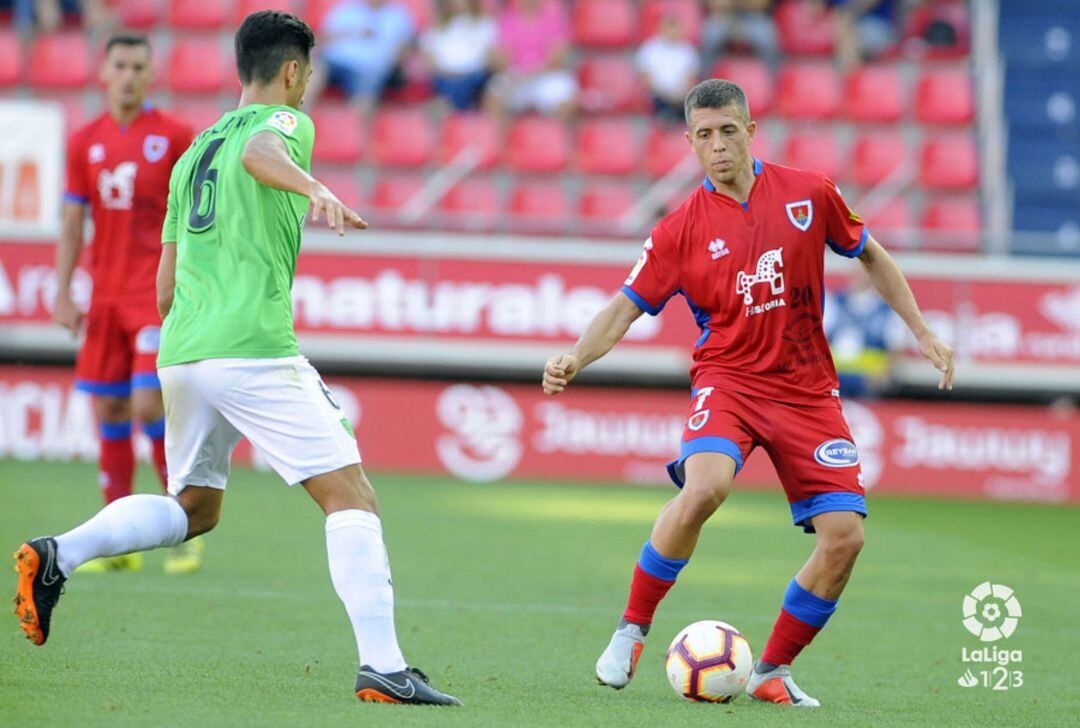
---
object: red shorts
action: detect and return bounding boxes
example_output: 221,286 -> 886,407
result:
75,301 -> 161,397
666,387 -> 866,533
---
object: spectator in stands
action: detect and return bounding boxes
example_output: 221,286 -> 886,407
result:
700,0 -> 780,70
901,0 -> 970,57
307,0 -> 416,110
833,0 -> 900,69
637,13 -> 700,125
485,0 -> 577,119
420,0 -> 498,110
823,268 -> 907,398
4,0 -> 105,31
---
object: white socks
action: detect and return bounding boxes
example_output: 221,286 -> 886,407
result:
55,494 -> 189,576
325,509 -> 407,674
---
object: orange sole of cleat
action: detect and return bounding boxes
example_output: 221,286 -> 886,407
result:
629,641 -> 644,678
750,677 -> 794,705
12,545 -> 44,645
356,689 -> 402,704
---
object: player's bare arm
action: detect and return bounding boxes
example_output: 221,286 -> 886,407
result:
53,201 -> 86,335
857,236 -> 954,390
543,292 -> 643,395
157,243 -> 177,320
240,131 -> 367,236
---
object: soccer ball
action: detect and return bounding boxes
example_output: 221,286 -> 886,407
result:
665,620 -> 753,702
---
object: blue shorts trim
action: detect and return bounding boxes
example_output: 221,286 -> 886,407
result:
75,379 -> 132,397
666,436 -> 744,487
131,372 -> 161,389
790,492 -> 868,533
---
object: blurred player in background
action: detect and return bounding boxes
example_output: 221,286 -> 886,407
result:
54,33 -> 200,574
543,79 -> 954,707
15,11 -> 461,707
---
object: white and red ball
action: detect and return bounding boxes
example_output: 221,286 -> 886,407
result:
664,620 -> 754,702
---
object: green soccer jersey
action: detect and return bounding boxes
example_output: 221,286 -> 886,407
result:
158,104 -> 314,368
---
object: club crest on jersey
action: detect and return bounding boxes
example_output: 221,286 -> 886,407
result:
813,439 -> 859,468
688,410 -> 710,431
143,135 -> 169,163
708,238 -> 730,260
785,200 -> 813,232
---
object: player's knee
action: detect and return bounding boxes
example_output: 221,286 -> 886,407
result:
676,480 -> 730,525
819,523 -> 864,568
176,489 -> 222,538
95,396 -> 130,422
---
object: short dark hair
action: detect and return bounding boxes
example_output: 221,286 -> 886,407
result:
234,10 -> 316,85
105,33 -> 150,55
684,79 -> 751,126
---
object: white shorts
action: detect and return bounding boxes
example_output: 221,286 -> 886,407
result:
158,356 -> 361,494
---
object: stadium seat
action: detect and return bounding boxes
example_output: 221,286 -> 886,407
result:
861,196 -> 914,245
920,134 -> 978,190
114,0 -> 158,28
310,105 -> 365,164
371,108 -> 434,167
438,112 -> 500,169
578,55 -> 646,113
775,0 -> 836,56
572,0 -> 638,48
845,64 -> 904,123
371,174 -> 424,216
440,177 -> 500,230
576,119 -> 638,176
506,116 -> 570,173
396,0 -> 434,30
311,168 -> 364,214
644,125 -> 693,178
173,102 -> 227,134
641,0 -> 703,43
920,196 -> 981,249
166,38 -> 229,94
915,67 -> 975,125
0,32 -> 20,87
852,131 -> 908,186
711,57 -> 775,117
27,34 -> 89,90
778,62 -> 841,119
508,180 -> 570,234
170,0 -> 229,29
578,183 -> 637,231
783,129 -> 845,181
235,0 -> 303,25
750,128 -> 776,163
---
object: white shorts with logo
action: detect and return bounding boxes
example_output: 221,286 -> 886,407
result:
159,356 -> 360,494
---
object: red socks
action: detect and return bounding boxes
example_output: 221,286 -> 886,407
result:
761,608 -> 823,665
99,421 -> 135,504
623,564 -> 677,626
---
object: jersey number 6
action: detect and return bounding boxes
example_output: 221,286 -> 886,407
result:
187,138 -> 226,233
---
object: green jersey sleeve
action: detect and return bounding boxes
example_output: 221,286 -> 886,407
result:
246,106 -> 315,171
161,159 -> 183,244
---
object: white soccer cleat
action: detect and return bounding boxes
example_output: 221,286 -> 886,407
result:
746,662 -> 821,708
595,621 -> 647,689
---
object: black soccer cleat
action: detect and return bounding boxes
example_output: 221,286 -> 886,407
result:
354,665 -> 463,706
12,537 -> 67,646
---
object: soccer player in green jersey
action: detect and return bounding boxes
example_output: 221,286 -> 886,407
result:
12,11 -> 461,707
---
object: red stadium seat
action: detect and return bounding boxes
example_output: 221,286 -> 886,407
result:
750,127 -> 776,162
852,131 -> 908,186
114,0 -> 158,28
778,62 -> 841,119
440,177 -> 500,230
915,67 -> 975,125
310,105 -> 365,163
862,196 -> 914,245
644,125 -> 693,178
711,57 -> 775,117
166,38 -> 229,93
782,129 -> 845,181
775,0 -> 836,56
508,180 -> 570,234
371,108 -> 434,167
28,34 -> 89,90
845,64 -> 903,123
311,167 -> 364,215
173,101 -> 227,134
576,119 -> 638,175
235,0 -> 303,25
641,0 -> 703,43
578,183 -> 636,229
572,0 -> 638,48
170,0 -> 229,30
578,55 -> 647,113
371,174 -> 424,216
919,134 -> 978,190
305,0 -> 339,28
0,32 -> 21,87
506,116 -> 570,173
438,112 -> 501,169
920,196 -> 981,249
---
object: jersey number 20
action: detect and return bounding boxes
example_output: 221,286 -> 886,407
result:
187,138 -> 225,232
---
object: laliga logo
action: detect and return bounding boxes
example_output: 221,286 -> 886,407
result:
436,385 -> 523,482
962,582 -> 1021,642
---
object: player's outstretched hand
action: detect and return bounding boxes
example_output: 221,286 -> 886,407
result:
543,353 -> 580,395
309,182 -> 368,236
917,331 -> 954,390
53,294 -> 83,336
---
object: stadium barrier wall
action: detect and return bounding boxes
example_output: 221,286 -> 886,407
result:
1,366 -> 1076,504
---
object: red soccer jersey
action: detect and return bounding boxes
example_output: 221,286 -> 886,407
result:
621,159 -> 868,404
65,107 -> 194,305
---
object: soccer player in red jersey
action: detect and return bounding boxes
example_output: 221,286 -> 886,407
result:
543,79 -> 954,707
53,34 -> 197,573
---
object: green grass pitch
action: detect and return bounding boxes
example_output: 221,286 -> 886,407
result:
1,458 -> 1077,726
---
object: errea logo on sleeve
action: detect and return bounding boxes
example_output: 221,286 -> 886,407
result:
268,111 -> 298,136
